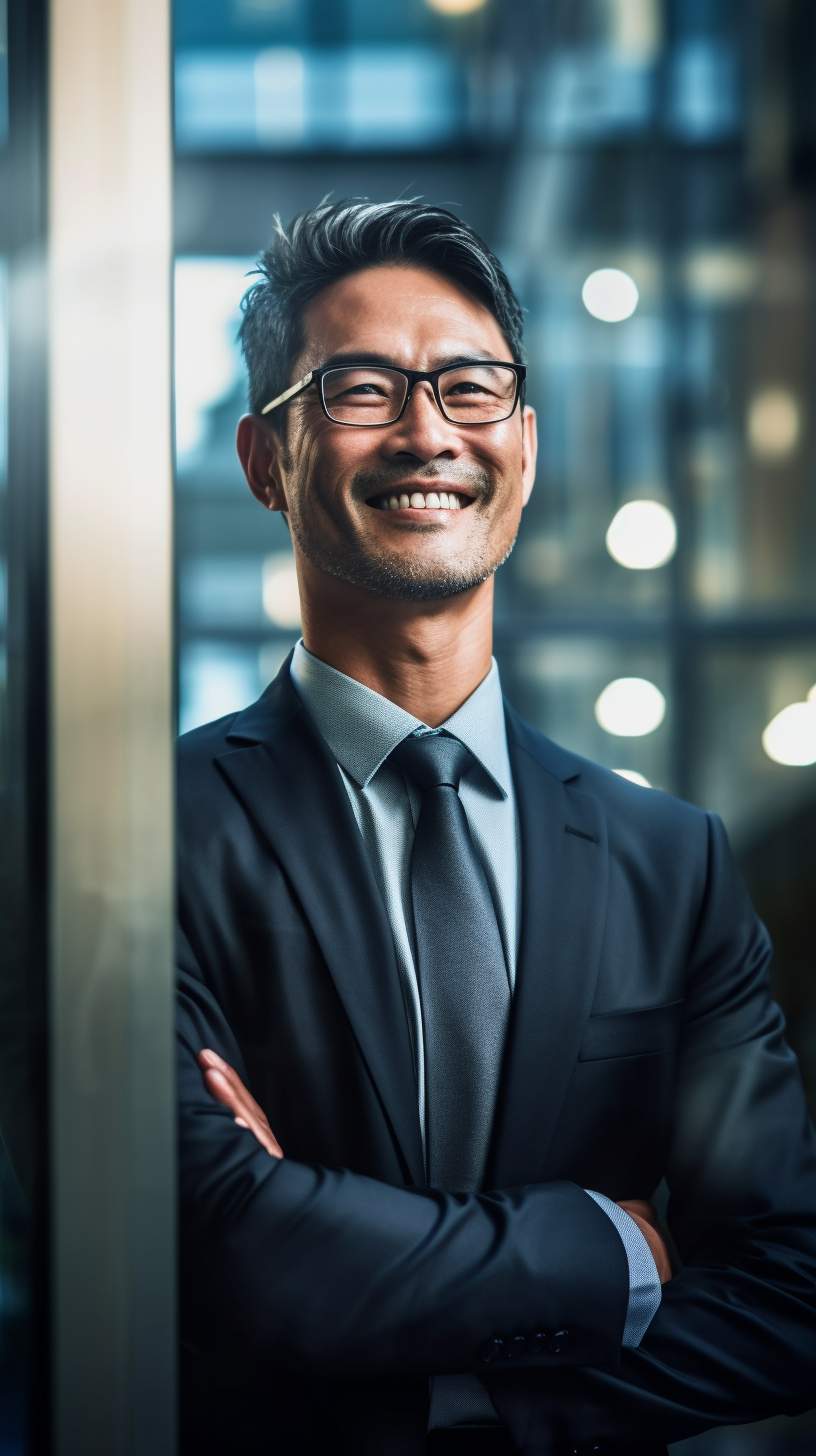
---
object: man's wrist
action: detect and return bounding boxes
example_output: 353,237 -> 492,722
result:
584,1190 -> 663,1348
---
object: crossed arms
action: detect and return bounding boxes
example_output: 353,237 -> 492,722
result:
197,1046 -> 674,1285
177,813 -> 816,1445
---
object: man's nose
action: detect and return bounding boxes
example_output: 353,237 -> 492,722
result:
383,381 -> 464,462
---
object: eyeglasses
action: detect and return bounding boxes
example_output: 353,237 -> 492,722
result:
260,361 -> 526,427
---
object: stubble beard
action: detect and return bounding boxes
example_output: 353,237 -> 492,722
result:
287,463 -> 519,603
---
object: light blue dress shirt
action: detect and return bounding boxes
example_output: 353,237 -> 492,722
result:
290,642 -> 661,1425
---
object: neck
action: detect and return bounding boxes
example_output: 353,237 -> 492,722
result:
299,570 -> 495,727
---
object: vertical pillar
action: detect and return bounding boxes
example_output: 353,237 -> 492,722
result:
48,0 -> 175,1451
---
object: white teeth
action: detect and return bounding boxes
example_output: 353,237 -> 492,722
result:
377,488 -> 467,511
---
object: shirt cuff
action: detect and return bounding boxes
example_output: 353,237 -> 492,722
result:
585,1189 -> 662,1347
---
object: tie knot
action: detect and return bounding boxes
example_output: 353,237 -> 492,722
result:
391,732 -> 473,793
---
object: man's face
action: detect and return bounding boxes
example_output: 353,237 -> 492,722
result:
244,264 -> 536,603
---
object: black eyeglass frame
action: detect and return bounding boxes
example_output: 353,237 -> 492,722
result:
259,360 -> 527,426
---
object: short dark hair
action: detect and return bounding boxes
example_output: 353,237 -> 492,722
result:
239,198 -> 525,418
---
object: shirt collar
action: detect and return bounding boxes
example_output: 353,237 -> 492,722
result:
290,640 -> 511,798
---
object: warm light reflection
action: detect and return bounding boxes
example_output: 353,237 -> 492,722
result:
582,268 -> 639,322
262,553 -> 301,628
595,678 -> 666,737
748,389 -> 801,462
424,0 -> 489,13
762,701 -> 816,766
605,500 -> 677,570
613,769 -> 651,787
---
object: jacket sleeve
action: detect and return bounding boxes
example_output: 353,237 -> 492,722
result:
488,813 -> 816,1450
177,921 -> 630,1378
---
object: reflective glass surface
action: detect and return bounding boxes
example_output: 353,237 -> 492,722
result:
0,0 -> 47,1447
174,0 -> 515,152
174,9 -> 816,1444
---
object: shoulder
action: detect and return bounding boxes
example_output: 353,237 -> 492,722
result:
505,701 -> 711,848
176,713 -> 251,844
176,656 -> 302,786
177,711 -> 242,773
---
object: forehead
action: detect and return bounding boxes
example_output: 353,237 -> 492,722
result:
298,264 -> 512,369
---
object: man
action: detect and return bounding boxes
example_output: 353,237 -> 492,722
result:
177,200 -> 816,1456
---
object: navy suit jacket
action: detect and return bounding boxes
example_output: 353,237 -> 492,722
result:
177,662 -> 816,1455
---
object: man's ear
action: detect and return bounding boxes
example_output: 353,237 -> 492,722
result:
521,405 -> 537,507
236,414 -> 289,513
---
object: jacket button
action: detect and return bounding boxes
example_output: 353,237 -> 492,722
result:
548,1329 -> 570,1354
505,1334 -> 526,1359
480,1336 -> 504,1363
526,1331 -> 545,1354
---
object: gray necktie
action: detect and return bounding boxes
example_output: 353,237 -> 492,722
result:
391,732 -> 510,1192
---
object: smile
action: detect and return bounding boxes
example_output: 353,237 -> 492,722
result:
368,489 -> 473,512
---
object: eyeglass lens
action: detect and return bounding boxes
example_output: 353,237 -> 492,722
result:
321,365 -> 518,424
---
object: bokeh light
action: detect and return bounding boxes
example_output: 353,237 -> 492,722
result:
762,701 -> 816,766
581,268 -> 639,322
262,553 -> 301,628
605,500 -> 677,570
595,678 -> 666,736
747,388 -> 801,462
612,769 -> 652,787
424,0 -> 490,13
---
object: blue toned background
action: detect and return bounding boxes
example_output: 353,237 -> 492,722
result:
170,4 -> 816,1450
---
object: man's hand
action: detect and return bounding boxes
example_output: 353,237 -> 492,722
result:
198,1049 -> 284,1158
616,1199 -> 673,1284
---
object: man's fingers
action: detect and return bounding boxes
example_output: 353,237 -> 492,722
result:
616,1199 -> 673,1285
202,1065 -> 256,1121
202,1067 -> 284,1158
617,1199 -> 659,1229
197,1051 -> 284,1158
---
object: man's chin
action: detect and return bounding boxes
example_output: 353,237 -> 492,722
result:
290,515 -> 518,603
321,554 -> 492,603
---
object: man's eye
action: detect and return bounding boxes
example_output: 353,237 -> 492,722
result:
447,381 -> 492,397
331,382 -> 389,401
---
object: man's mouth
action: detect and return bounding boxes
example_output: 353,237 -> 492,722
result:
367,488 -> 474,512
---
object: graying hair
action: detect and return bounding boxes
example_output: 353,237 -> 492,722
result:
239,198 -> 525,420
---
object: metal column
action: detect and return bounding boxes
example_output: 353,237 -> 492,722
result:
48,0 -> 176,1450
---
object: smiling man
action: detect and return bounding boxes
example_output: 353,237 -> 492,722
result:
176,201 -> 816,1456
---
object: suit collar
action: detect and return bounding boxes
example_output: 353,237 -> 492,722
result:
502,699 -> 585,784
221,658 -> 425,1185
486,704 -> 608,1188
226,671 -> 607,1191
287,642 -> 512,799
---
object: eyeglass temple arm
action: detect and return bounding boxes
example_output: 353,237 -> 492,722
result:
260,370 -> 314,416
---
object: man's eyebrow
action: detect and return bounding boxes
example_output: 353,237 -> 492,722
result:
316,350 -> 506,370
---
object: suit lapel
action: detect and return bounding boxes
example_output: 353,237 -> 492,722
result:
486,706 -> 609,1189
215,665 -> 425,1186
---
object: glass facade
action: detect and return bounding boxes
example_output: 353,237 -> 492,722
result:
174,0 -> 516,152
174,10 -> 816,1443
0,0 -> 48,1449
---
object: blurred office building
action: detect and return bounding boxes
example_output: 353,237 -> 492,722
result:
175,0 -> 816,1148
2,0 -> 816,1452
